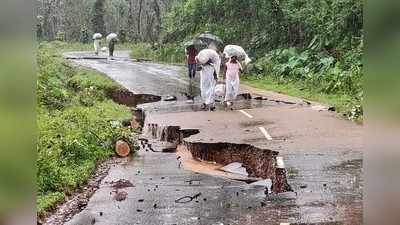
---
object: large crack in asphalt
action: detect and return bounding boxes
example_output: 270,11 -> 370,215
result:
55,55 -> 362,225
105,84 -> 296,194
141,120 -> 293,194
106,86 -> 295,194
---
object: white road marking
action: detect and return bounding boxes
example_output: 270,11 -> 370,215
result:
239,110 -> 253,118
259,127 -> 273,140
280,223 -> 290,225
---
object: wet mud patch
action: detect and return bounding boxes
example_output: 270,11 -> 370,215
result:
108,179 -> 134,189
113,191 -> 128,202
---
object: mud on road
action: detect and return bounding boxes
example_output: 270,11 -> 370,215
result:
55,51 -> 363,225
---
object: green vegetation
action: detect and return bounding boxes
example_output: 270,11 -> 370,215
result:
244,43 -> 363,121
37,0 -> 363,120
159,0 -> 363,121
37,43 -> 137,214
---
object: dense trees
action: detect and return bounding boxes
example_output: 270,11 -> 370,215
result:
36,0 -> 178,42
92,0 -> 107,35
161,0 -> 363,120
162,0 -> 362,55
36,0 -> 363,119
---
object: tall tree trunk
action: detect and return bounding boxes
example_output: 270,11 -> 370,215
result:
127,0 -> 135,41
137,0 -> 143,41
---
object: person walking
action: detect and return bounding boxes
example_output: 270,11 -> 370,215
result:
186,46 -> 198,79
198,59 -> 217,111
93,33 -> 102,56
108,38 -> 117,58
94,38 -> 101,55
185,46 -> 198,101
224,56 -> 243,108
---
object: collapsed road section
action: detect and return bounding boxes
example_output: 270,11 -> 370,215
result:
141,122 -> 293,194
62,52 -> 363,225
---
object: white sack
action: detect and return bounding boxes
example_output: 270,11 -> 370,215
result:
214,84 -> 225,98
93,33 -> 102,40
106,33 -> 118,42
196,49 -> 221,77
223,45 -> 251,65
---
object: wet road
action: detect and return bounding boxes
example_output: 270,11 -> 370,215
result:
66,51 -> 200,99
63,51 -> 363,225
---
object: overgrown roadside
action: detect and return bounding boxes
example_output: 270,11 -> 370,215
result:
37,42 -> 138,216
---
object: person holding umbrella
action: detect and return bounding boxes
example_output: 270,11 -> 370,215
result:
197,32 -> 224,79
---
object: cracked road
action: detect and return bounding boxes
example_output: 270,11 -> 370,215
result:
60,51 -> 363,225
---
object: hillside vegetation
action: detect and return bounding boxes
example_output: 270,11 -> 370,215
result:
161,0 -> 363,120
37,43 -> 137,214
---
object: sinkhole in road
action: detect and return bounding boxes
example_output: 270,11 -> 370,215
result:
142,122 -> 293,194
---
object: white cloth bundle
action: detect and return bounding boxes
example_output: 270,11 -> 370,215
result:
196,49 -> 221,76
223,45 -> 251,65
106,33 -> 118,42
93,33 -> 102,40
214,84 -> 225,98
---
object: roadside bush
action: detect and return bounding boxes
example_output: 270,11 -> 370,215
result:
130,43 -> 155,59
130,43 -> 186,64
249,41 -> 363,121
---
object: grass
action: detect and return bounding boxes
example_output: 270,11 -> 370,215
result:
242,75 -> 355,117
37,42 -> 137,215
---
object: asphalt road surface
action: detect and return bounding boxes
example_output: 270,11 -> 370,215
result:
61,51 -> 363,225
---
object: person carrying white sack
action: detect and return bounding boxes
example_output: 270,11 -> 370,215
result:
196,49 -> 221,111
93,33 -> 102,56
198,59 -> 217,111
224,55 -> 243,107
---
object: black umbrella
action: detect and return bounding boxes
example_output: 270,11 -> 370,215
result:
184,39 -> 206,49
197,33 -> 224,48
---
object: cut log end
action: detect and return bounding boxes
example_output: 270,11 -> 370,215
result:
116,140 -> 131,157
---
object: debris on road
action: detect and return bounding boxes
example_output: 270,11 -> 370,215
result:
110,179 -> 134,189
114,191 -> 128,201
249,179 -> 272,188
163,95 -> 177,101
175,193 -> 202,203
220,162 -> 249,176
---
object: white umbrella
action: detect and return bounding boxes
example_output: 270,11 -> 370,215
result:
106,33 -> 118,42
93,33 -> 102,40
